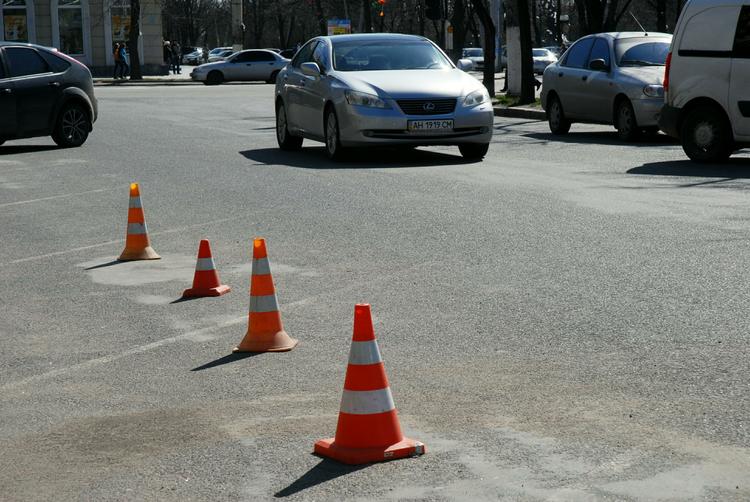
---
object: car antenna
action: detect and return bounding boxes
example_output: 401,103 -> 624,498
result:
630,12 -> 648,35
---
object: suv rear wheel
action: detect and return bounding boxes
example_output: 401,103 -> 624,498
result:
52,103 -> 90,148
680,105 -> 733,163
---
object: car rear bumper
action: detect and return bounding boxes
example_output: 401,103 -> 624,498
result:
658,104 -> 680,138
631,97 -> 664,127
336,101 -> 494,147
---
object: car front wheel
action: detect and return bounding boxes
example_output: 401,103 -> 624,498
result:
680,105 -> 733,163
547,95 -> 570,135
276,102 -> 303,151
615,99 -> 640,141
458,143 -> 489,160
206,71 -> 223,85
324,107 -> 346,161
52,103 -> 90,148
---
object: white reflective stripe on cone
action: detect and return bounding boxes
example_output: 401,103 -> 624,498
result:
252,257 -> 271,276
339,388 -> 395,415
128,196 -> 142,209
348,340 -> 383,365
249,294 -> 279,313
127,222 -> 147,235
195,257 -> 216,271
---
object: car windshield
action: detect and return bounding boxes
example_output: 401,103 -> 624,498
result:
463,49 -> 482,57
333,40 -> 452,71
532,49 -> 549,57
615,39 -> 670,66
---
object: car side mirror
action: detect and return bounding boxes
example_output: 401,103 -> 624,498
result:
457,58 -> 474,72
300,62 -> 321,78
589,58 -> 609,72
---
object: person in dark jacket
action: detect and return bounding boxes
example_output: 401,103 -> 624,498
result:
113,43 -> 122,79
171,43 -> 181,74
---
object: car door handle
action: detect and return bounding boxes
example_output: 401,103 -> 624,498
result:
49,82 -> 61,87
558,72 -> 564,77
1,88 -> 11,94
582,75 -> 588,81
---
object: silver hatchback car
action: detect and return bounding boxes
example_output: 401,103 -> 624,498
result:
274,33 -> 494,160
541,32 -> 672,141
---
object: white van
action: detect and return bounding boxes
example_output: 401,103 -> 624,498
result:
659,0 -> 750,162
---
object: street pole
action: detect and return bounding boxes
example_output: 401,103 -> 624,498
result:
231,0 -> 243,52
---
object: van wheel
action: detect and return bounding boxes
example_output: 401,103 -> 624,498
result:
615,99 -> 639,141
52,103 -> 91,147
680,105 -> 732,163
547,95 -> 570,135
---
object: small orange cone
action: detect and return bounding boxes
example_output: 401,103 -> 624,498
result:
314,304 -> 425,465
118,183 -> 160,261
182,239 -> 230,298
233,238 -> 297,352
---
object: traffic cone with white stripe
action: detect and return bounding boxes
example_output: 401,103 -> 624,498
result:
118,183 -> 160,261
182,239 -> 230,298
314,304 -> 425,465
233,238 -> 297,352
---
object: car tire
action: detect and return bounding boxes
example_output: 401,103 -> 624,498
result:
458,143 -> 490,160
267,70 -> 280,84
680,105 -> 733,163
206,71 -> 223,85
52,103 -> 91,148
324,106 -> 346,161
547,95 -> 570,135
276,102 -> 302,151
615,99 -> 640,141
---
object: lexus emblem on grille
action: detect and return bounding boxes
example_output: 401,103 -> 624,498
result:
423,102 -> 436,112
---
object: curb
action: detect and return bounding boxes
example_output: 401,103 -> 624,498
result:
94,80 -> 201,86
493,106 -> 546,120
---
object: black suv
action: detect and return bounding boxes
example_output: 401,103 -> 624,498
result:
0,43 -> 97,148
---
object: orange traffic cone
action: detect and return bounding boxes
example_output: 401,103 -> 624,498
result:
314,304 -> 425,465
182,239 -> 231,298
118,183 -> 160,261
233,238 -> 297,352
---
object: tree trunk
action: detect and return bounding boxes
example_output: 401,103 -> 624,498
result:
656,0 -> 666,31
362,0 -> 372,33
473,0 -> 495,96
128,0 -> 142,79
517,0 -> 534,104
451,0 -> 467,56
314,0 -> 326,35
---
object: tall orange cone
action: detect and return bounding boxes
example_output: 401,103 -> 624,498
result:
314,304 -> 425,465
233,238 -> 297,352
182,239 -> 231,298
118,183 -> 160,261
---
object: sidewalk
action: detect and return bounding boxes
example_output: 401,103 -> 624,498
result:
94,65 -> 199,86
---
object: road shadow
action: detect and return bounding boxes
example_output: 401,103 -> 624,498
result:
628,158 -> 750,181
0,144 -> 60,155
274,459 -> 368,497
170,296 -> 201,304
191,352 -> 262,371
239,146 -> 475,169
85,260 -> 124,270
524,131 -> 677,147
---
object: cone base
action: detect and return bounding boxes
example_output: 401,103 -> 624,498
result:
119,246 -> 161,261
314,437 -> 425,465
233,331 -> 298,353
182,284 -> 231,298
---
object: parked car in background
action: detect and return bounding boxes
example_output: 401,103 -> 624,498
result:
0,42 -> 97,148
208,49 -> 235,63
461,47 -> 484,70
182,48 -> 204,65
191,49 -> 290,85
274,34 -> 493,161
659,0 -> 750,163
533,48 -> 558,73
541,32 -> 672,141
543,45 -> 563,58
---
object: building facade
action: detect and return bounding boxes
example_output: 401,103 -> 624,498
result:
0,0 -> 166,75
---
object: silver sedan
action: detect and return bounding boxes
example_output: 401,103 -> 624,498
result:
274,33 -> 494,160
541,32 -> 672,141
190,49 -> 289,85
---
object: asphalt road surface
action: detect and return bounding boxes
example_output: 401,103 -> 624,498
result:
1,85 -> 749,501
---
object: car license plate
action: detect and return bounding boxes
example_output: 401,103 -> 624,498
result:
407,119 -> 454,134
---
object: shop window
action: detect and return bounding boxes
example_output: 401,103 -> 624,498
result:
57,0 -> 83,55
111,0 -> 130,45
1,0 -> 29,42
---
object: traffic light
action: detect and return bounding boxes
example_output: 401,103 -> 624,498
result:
425,0 -> 441,20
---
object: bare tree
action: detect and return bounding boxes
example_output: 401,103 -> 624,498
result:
473,0 -> 495,96
128,0 -> 142,79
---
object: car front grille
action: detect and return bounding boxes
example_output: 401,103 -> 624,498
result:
396,98 -> 457,115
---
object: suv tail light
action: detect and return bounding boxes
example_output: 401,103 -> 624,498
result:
663,52 -> 672,92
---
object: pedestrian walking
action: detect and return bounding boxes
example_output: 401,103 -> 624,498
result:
202,47 -> 208,64
119,43 -> 130,79
164,41 -> 173,73
171,43 -> 181,74
112,43 -> 122,79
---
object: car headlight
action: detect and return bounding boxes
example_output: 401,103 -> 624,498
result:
463,88 -> 490,107
643,84 -> 664,98
344,90 -> 390,109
